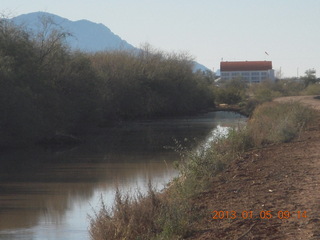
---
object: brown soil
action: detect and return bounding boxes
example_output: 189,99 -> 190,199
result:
188,96 -> 320,240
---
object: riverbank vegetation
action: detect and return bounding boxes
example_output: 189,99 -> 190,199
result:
0,19 -> 214,147
2,16 -> 319,148
89,101 -> 316,240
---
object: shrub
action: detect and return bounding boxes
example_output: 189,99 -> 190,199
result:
301,83 -> 320,95
249,80 -> 284,103
155,194 -> 195,240
248,102 -> 315,146
214,78 -> 247,104
89,182 -> 197,240
89,185 -> 161,240
241,98 -> 260,116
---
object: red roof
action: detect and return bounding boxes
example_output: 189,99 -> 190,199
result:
220,61 -> 272,71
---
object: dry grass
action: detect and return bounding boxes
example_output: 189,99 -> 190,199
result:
301,84 -> 320,95
89,182 -> 197,240
89,183 -> 160,240
248,101 -> 315,146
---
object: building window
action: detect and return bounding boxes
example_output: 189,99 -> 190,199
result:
241,72 -> 250,77
232,72 -> 240,77
221,72 -> 230,79
251,72 -> 260,76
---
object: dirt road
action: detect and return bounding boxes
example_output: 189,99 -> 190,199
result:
189,95 -> 320,240
274,95 -> 320,111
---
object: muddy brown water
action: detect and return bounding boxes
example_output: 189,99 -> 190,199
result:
0,111 -> 246,240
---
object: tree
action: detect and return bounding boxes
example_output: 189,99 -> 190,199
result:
215,78 -> 247,104
303,69 -> 317,86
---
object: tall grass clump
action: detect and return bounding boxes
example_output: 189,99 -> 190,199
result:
248,101 -> 315,145
89,183 -> 197,240
90,185 -> 160,240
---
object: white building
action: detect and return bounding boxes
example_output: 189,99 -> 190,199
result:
220,61 -> 275,83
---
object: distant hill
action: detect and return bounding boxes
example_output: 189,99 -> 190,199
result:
11,12 -> 135,51
193,62 -> 211,72
10,12 -> 211,72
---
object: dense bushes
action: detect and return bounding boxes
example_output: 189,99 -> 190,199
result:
0,19 -> 214,147
90,48 -> 214,120
0,19 -> 101,146
214,78 -> 247,104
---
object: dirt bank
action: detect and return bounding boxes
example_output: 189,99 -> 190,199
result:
188,96 -> 320,240
274,95 -> 320,111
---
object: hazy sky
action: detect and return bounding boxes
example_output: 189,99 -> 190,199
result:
2,0 -> 320,77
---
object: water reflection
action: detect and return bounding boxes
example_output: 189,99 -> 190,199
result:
0,111 -> 245,240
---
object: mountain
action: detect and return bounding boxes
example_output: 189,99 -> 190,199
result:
193,62 -> 210,72
11,12 -> 135,51
10,12 -> 211,72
